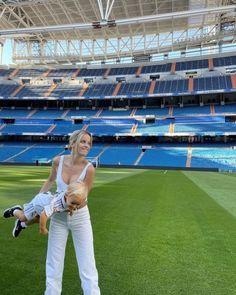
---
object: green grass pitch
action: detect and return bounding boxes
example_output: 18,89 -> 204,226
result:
0,166 -> 236,295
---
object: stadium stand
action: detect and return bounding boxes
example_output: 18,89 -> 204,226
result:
0,1 -> 236,172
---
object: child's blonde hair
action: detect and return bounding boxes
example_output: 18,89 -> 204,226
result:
67,182 -> 88,201
68,130 -> 92,151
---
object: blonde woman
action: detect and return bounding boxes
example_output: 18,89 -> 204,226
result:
40,130 -> 100,295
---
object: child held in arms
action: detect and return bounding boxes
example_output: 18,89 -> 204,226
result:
3,181 -> 88,237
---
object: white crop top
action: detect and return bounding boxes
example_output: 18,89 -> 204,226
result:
56,155 -> 92,192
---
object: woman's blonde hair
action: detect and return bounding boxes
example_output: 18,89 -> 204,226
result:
68,130 -> 92,151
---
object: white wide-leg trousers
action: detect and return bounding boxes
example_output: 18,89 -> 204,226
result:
44,206 -> 100,295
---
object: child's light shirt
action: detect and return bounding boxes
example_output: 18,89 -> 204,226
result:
43,191 -> 67,218
24,191 -> 67,221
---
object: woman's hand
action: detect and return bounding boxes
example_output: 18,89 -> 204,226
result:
68,209 -> 74,216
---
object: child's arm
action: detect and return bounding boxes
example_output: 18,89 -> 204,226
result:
39,210 -> 49,235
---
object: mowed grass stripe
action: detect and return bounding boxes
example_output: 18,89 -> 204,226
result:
183,171 -> 236,218
93,167 -> 147,188
89,170 -> 236,295
0,167 -> 236,294
0,166 -> 146,210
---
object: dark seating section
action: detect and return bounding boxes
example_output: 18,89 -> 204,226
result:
78,68 -> 106,77
49,83 -> 82,98
213,56 -> 236,67
0,69 -> 14,77
141,63 -> 171,74
153,79 -> 188,93
0,55 -> 235,99
193,75 -> 232,91
108,67 -> 138,76
0,54 -> 236,82
84,83 -> 117,97
47,69 -> 76,78
0,76 -> 232,98
16,85 -> 51,98
16,68 -> 46,77
175,59 -> 208,71
118,82 -> 151,96
0,83 -> 20,97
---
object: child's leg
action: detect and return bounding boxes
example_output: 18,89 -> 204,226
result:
25,215 -> 40,225
13,210 -> 27,222
12,219 -> 26,238
3,205 -> 22,218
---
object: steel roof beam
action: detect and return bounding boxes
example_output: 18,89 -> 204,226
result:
0,5 -> 235,36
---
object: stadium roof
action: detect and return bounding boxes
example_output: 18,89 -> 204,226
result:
0,0 -> 236,64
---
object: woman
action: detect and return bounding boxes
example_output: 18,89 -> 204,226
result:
40,130 -> 100,295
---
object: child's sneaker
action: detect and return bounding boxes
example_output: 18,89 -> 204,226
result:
12,219 -> 25,238
3,205 -> 22,218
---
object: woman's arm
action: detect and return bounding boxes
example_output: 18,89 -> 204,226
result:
39,156 -> 59,193
84,164 -> 95,193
